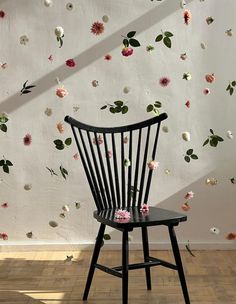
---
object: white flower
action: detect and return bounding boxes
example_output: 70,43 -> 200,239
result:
20,35 -> 29,45
62,204 -> 70,212
210,227 -> 220,235
182,131 -> 191,142
54,26 -> 64,38
227,130 -> 233,139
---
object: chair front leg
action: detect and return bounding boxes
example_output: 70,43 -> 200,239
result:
83,223 -> 105,301
141,227 -> 152,290
122,229 -> 129,304
168,225 -> 190,304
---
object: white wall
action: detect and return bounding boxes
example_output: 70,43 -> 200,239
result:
0,0 -> 236,250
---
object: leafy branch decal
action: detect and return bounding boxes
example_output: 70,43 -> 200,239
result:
53,138 -> 72,150
203,129 -> 224,147
0,115 -> 8,133
46,167 -> 58,177
60,165 -> 68,179
101,100 -> 128,114
184,149 -> 198,163
226,80 -> 236,96
146,101 -> 162,115
20,80 -> 36,95
122,31 -> 141,47
155,30 -> 174,48
0,156 -> 13,174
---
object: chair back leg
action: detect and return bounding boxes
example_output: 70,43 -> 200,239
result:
168,225 -> 191,304
83,223 -> 105,301
122,229 -> 129,304
141,227 -> 152,290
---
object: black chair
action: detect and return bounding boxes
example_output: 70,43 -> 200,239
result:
64,113 -> 190,304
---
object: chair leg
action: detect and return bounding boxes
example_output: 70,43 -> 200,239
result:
168,225 -> 190,304
83,223 -> 105,301
122,229 -> 129,304
141,227 -> 152,290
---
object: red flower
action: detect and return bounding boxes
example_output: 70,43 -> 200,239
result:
159,77 -> 170,87
0,10 -> 5,18
91,21 -> 104,35
185,100 -> 190,108
122,47 -> 134,57
226,232 -> 236,240
66,58 -> 76,67
0,233 -> 8,240
1,202 -> 8,208
104,54 -> 112,61
23,134 -> 32,146
183,10 -> 191,25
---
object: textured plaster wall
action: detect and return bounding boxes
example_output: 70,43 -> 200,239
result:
0,0 -> 236,250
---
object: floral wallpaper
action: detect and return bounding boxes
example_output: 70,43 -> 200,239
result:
0,0 -> 236,251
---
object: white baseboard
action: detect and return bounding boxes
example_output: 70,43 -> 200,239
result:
0,242 -> 235,252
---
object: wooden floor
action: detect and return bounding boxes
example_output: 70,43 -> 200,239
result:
0,250 -> 236,304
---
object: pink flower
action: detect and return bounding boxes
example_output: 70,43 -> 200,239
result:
140,204 -> 149,212
91,21 -> 104,35
203,88 -> 210,95
1,202 -> 8,208
56,122 -> 64,133
226,232 -> 236,240
159,77 -> 170,87
181,202 -> 190,211
66,58 -> 76,67
185,100 -> 190,108
123,136 -> 129,144
23,134 -> 32,146
183,10 -> 192,25
104,54 -> 112,61
115,209 -> 131,219
147,160 -> 159,170
122,47 -> 134,57
56,87 -> 68,98
48,55 -> 53,62
107,150 -> 112,158
184,191 -> 194,200
0,232 -> 8,240
0,10 -> 5,18
180,53 -> 187,60
93,135 -> 103,145
73,153 -> 80,160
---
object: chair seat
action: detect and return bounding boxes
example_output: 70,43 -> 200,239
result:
94,206 -> 187,230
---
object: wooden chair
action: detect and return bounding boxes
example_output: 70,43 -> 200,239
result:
64,113 -> 190,304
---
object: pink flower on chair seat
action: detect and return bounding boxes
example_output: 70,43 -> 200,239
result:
140,204 -> 149,213
184,191 -> 194,200
56,87 -> 68,98
115,209 -> 130,219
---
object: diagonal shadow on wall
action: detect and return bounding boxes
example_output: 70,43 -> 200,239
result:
0,0 -> 194,114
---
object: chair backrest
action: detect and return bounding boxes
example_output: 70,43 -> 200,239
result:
65,113 -> 168,211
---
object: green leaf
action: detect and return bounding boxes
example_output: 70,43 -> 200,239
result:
0,116 -> 8,123
153,108 -> 160,116
22,80 -> 28,88
122,106 -> 128,114
146,104 -> 154,112
6,160 -> 13,166
226,84 -> 231,91
62,168 -> 68,175
155,34 -> 163,42
203,138 -> 209,146
0,160 -> 4,166
114,100 -> 124,107
22,89 -> 32,94
123,39 -> 129,47
163,36 -> 171,48
114,107 -> 122,113
109,107 -> 116,114
60,166 -> 67,179
100,105 -> 107,110
186,149 -> 193,155
191,154 -> 198,160
230,87 -> 234,95
210,129 -> 214,135
54,139 -> 63,146
3,165 -> 9,173
127,31 -> 136,38
59,37 -> 63,48
103,234 -> 111,240
129,38 -> 141,47
216,136 -> 224,142
232,81 -> 236,86
0,124 -> 7,132
184,156 -> 190,163
65,137 -> 72,146
56,145 -> 64,150
154,101 -> 162,108
210,137 -> 218,147
25,85 -> 36,90
164,31 -> 173,37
